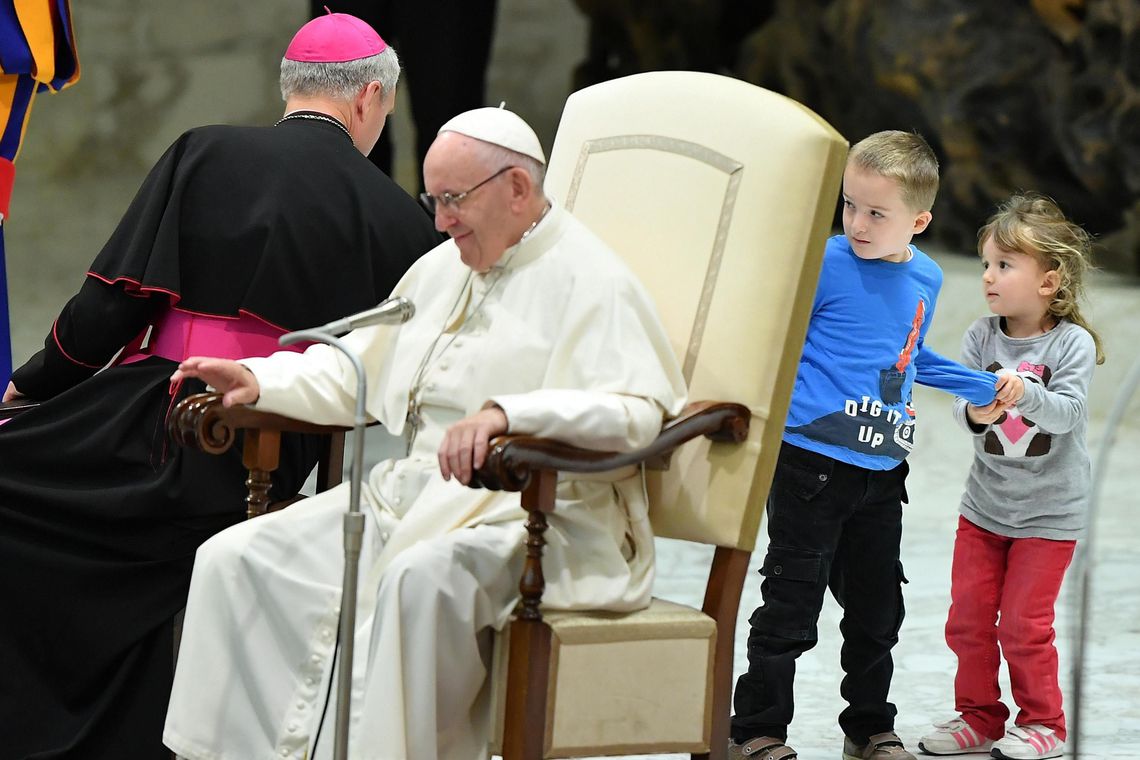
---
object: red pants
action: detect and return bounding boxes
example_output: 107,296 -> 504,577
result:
945,516 -> 1075,741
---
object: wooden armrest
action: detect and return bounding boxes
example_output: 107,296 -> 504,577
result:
470,400 -> 750,493
0,398 -> 38,420
167,392 -> 355,517
168,392 -> 351,455
492,397 -> 752,729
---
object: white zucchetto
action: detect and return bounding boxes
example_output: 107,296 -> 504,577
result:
438,106 -> 546,165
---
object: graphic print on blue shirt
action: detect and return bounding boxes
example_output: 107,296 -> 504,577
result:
786,299 -> 924,464
781,235 -> 998,471
879,298 -> 924,405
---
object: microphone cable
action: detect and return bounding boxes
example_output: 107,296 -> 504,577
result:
310,619 -> 342,758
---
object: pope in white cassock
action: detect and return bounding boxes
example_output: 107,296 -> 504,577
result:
162,106 -> 687,760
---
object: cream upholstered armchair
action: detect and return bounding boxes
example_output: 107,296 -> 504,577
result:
476,71 -> 846,759
170,71 -> 846,759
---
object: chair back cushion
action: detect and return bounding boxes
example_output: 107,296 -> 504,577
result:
545,71 -> 847,551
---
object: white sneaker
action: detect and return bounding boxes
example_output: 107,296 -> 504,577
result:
917,717 -> 993,755
991,724 -> 1064,759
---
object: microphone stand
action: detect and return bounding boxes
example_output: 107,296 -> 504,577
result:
277,328 -> 368,760
1070,353 -> 1140,759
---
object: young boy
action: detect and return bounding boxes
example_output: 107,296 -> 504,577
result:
728,131 -> 1019,760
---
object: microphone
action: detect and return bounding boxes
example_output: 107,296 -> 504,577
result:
316,296 -> 415,336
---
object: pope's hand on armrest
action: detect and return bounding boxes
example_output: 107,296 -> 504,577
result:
438,404 -> 509,486
172,357 -> 260,407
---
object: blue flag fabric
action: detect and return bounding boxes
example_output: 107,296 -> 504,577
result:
0,232 -> 9,386
0,0 -> 78,387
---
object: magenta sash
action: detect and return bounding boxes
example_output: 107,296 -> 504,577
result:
0,311 -> 308,430
119,310 -> 308,365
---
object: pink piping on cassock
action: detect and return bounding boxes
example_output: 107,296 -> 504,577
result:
50,319 -> 106,368
84,271 -> 296,334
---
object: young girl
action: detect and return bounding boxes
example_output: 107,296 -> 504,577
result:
919,194 -> 1104,759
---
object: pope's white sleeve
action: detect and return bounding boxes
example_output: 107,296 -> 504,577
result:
241,343 -> 359,426
489,389 -> 665,452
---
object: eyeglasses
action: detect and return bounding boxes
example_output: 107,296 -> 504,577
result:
419,166 -> 515,215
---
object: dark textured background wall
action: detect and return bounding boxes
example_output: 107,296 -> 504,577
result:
572,0 -> 1140,275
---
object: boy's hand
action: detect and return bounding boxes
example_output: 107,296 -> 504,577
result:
994,370 -> 1025,405
966,400 -> 1009,426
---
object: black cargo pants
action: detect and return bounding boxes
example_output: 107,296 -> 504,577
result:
730,441 -> 909,745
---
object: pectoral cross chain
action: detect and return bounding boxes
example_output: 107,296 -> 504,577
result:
406,397 -> 422,432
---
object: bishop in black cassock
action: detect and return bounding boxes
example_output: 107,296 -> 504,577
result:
0,13 -> 440,759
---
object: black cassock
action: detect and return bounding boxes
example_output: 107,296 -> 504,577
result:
0,117 -> 440,759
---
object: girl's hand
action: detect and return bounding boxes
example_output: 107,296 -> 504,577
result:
967,400 -> 1009,426
994,371 -> 1025,405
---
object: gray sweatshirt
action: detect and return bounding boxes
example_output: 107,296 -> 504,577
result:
953,316 -> 1096,540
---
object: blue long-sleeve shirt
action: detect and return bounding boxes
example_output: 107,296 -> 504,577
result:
783,235 -> 998,470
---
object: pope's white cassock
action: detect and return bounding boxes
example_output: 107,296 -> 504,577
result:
163,204 -> 687,760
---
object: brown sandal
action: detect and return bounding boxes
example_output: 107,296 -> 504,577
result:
732,735 -> 798,760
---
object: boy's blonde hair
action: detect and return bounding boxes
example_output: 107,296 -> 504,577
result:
847,130 -> 939,212
978,193 -> 1105,364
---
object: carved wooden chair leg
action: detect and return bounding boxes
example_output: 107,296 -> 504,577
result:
241,429 -> 280,519
502,469 -> 557,760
